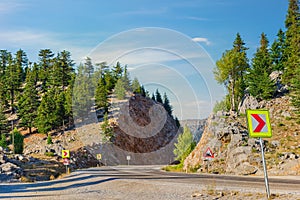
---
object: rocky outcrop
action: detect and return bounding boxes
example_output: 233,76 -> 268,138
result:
0,148 -> 24,182
184,94 -> 300,176
238,94 -> 259,114
183,113 -> 260,175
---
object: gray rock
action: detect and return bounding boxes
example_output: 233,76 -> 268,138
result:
271,140 -> 280,148
238,94 -> 259,114
1,162 -> 19,173
0,154 -> 7,164
281,111 -> 291,118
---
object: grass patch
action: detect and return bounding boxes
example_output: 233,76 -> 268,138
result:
44,152 -> 55,157
162,162 -> 184,172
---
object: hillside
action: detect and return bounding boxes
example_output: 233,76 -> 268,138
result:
183,95 -> 300,175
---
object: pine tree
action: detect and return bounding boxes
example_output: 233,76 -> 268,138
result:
104,71 -> 115,92
151,93 -> 156,101
155,89 -> 163,104
140,85 -> 146,97
6,51 -> 23,113
51,50 -> 74,89
38,49 -> 54,92
214,33 -> 249,111
95,77 -> 108,109
0,103 -> 8,135
17,69 -> 40,134
163,92 -> 173,116
101,112 -> 113,140
54,90 -> 66,128
270,29 -> 286,71
173,125 -> 195,162
112,62 -> 123,82
247,33 -> 275,100
114,78 -> 126,100
84,57 -> 94,78
0,50 -> 10,108
36,88 -> 57,134
174,116 -> 180,128
15,49 -> 28,82
121,65 -> 131,91
131,77 -> 142,94
64,86 -> 73,126
284,0 -> 300,116
72,64 -> 94,121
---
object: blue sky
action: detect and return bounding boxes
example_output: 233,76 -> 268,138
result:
0,0 -> 289,119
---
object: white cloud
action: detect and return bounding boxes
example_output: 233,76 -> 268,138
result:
0,1 -> 25,14
192,37 -> 211,45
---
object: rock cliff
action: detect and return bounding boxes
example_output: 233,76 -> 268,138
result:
184,95 -> 300,176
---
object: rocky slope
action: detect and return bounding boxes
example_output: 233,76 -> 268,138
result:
183,95 -> 300,176
21,94 -> 179,170
88,94 -> 180,165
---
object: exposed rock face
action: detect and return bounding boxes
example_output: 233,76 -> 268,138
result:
180,119 -> 206,143
105,95 -> 179,165
184,95 -> 300,176
238,94 -> 259,114
183,113 -> 261,175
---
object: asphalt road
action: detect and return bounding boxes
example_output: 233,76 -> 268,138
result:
0,165 -> 299,200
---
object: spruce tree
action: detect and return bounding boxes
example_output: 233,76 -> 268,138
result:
84,57 -> 94,78
112,62 -> 123,82
6,52 -> 23,113
247,33 -> 275,100
95,77 -> 108,109
51,51 -> 74,89
284,0 -> 300,115
104,71 -> 115,92
15,49 -> 27,82
101,112 -> 113,140
270,29 -> 286,71
151,93 -> 156,101
36,88 -> 57,134
17,70 -> 40,134
155,89 -> 163,104
121,65 -> 131,91
114,78 -> 126,100
131,77 -> 141,94
38,49 -> 54,92
163,92 -> 173,116
0,103 -> 8,135
72,64 -> 94,121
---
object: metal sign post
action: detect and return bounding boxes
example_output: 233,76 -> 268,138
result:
246,110 -> 272,199
126,156 -> 131,166
259,138 -> 270,199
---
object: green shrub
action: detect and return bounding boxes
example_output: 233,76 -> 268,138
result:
213,95 -> 230,113
45,152 -> 55,157
47,135 -> 53,144
11,128 -> 24,154
0,134 -> 7,148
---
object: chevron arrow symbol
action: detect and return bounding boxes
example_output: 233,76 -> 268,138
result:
251,114 -> 266,132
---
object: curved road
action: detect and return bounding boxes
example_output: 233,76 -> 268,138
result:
0,165 -> 299,199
